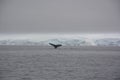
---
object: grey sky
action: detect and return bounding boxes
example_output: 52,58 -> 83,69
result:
0,0 -> 120,34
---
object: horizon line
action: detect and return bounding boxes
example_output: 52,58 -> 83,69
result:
0,33 -> 120,41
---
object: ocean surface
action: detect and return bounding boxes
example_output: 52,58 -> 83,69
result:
0,46 -> 120,80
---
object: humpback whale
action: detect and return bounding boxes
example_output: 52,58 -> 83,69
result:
49,43 -> 62,49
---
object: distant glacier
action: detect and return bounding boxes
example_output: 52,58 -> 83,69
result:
0,38 -> 120,47
94,38 -> 120,46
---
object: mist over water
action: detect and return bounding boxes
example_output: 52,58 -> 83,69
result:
0,33 -> 120,41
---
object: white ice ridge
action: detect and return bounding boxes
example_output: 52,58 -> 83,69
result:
0,34 -> 120,46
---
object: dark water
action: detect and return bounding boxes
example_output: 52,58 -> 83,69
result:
0,46 -> 120,80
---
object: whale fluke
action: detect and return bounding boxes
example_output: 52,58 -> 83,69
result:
49,43 -> 62,49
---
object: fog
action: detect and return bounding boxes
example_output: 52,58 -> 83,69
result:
0,0 -> 120,34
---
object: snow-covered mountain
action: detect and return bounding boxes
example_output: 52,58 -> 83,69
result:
0,38 -> 120,47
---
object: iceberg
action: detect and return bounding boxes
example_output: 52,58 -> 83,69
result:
94,38 -> 120,46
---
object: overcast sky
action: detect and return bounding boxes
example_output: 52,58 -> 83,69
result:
0,0 -> 120,34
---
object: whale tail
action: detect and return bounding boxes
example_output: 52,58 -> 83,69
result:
49,43 -> 62,49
